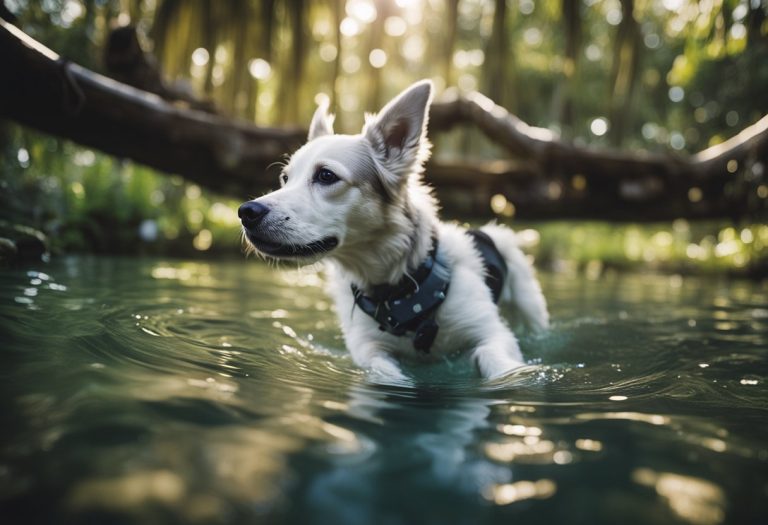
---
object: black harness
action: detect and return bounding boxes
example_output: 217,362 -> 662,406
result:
465,229 -> 508,303
351,229 -> 509,353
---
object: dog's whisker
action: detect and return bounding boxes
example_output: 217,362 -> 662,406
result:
266,160 -> 286,173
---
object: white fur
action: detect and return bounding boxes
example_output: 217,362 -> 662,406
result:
241,80 -> 549,382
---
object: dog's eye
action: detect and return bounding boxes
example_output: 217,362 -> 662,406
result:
313,168 -> 340,185
280,173 -> 288,186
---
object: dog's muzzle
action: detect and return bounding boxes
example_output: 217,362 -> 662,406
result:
238,201 -> 338,258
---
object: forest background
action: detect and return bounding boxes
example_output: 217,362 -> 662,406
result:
1,0 -> 766,276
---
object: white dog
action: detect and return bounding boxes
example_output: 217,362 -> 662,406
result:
239,80 -> 549,382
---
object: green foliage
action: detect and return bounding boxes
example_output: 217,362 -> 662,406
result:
527,221 -> 768,277
0,128 -> 243,256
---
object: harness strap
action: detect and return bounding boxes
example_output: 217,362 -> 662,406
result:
350,230 -> 508,353
351,238 -> 450,353
466,229 -> 508,303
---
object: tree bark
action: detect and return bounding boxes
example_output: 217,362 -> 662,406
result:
1,21 -> 766,221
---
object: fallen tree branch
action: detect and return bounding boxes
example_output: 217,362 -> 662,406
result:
431,88 -> 768,184
430,89 -> 768,219
0,21 -> 306,198
104,25 -> 216,113
1,21 -> 766,220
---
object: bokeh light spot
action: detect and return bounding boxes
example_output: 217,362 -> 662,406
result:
248,59 -> 272,80
590,118 -> 608,136
369,49 -> 387,68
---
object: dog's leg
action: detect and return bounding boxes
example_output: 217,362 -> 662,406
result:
350,342 -> 407,383
472,324 -> 525,380
369,355 -> 407,383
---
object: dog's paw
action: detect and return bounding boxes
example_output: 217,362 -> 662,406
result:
526,312 -> 550,334
474,347 -> 524,381
367,356 -> 409,385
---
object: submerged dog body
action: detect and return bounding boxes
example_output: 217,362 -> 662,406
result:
239,80 -> 549,381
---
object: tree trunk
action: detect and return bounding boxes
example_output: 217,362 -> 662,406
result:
229,0 -> 250,116
484,0 -> 513,111
442,0 -> 459,87
330,0 -> 342,116
201,0 -> 216,98
557,0 -> 581,139
280,0 -> 306,125
607,0 -> 641,147
248,0 -> 276,123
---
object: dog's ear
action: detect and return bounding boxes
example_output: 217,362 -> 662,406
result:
364,80 -> 433,187
308,101 -> 335,141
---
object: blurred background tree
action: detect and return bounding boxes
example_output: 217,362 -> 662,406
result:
0,0 -> 766,275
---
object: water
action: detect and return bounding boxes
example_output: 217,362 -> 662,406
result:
1,257 -> 767,525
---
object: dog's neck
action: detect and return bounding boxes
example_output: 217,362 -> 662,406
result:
330,181 -> 438,289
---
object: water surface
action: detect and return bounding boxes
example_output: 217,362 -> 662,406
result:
1,257 -> 767,524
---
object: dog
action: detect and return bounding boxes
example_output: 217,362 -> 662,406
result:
238,80 -> 549,382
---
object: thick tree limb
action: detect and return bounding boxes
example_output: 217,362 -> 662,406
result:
1,21 -> 766,220
430,89 -> 768,219
0,21 -> 305,198
104,25 -> 216,113
430,88 -> 768,183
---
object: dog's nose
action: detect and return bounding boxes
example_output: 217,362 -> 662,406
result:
238,201 -> 270,227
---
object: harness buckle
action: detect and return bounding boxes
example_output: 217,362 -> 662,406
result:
413,318 -> 439,352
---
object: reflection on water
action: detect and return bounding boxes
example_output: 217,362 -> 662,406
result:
1,257 -> 767,524
632,468 -> 725,525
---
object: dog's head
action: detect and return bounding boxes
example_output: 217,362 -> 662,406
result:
238,80 -> 433,262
